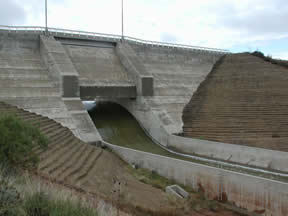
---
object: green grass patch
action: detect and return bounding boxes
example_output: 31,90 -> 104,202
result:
0,114 -> 48,168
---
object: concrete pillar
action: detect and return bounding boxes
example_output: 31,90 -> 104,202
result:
116,42 -> 154,96
39,35 -> 80,97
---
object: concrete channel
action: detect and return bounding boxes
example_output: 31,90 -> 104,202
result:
87,101 -> 288,215
87,101 -> 288,181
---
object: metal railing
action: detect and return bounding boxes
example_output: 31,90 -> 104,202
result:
0,25 -> 230,53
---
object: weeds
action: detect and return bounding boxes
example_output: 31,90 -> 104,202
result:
23,191 -> 98,216
128,166 -> 195,194
0,115 -> 48,168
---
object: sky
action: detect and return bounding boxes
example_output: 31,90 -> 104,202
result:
1,0 -> 288,59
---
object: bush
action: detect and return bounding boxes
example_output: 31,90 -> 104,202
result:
0,115 -> 48,167
250,51 -> 288,69
251,51 -> 265,59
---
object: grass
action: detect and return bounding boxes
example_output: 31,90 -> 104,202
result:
0,114 -> 48,168
0,164 -> 99,216
23,191 -> 98,216
127,165 -> 196,194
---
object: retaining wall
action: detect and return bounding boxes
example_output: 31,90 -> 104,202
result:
104,142 -> 288,216
116,98 -> 288,173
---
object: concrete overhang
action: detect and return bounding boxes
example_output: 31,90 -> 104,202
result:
80,85 -> 137,100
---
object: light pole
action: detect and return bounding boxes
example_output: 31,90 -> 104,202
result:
121,0 -> 124,42
45,0 -> 48,35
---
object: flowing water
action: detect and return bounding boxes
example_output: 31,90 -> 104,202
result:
88,102 -> 177,157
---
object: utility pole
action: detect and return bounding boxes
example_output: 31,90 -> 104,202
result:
121,0 -> 124,42
45,0 -> 48,35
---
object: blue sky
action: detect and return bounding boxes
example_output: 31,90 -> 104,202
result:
1,0 -> 288,59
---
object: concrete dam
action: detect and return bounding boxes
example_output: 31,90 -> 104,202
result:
1,26 -> 288,215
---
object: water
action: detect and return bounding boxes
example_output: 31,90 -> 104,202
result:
88,102 -> 176,157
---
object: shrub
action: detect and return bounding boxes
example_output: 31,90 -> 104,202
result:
0,115 -> 48,167
251,51 -> 265,59
250,51 -> 288,69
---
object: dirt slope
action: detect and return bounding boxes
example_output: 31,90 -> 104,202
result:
182,53 -> 288,151
0,101 -> 240,216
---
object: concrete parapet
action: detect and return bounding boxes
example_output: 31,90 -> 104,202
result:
40,35 -> 79,97
105,141 -> 288,216
116,42 -> 154,96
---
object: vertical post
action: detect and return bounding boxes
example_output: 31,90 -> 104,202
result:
121,0 -> 124,42
45,0 -> 48,35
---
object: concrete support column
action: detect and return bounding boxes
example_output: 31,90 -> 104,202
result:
116,42 -> 154,96
40,35 -> 79,97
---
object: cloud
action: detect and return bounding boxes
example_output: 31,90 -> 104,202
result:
220,0 -> 288,37
0,0 -> 26,25
1,0 -> 287,58
273,52 -> 288,60
160,33 -> 178,43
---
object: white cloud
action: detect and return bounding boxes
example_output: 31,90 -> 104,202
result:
0,0 -> 26,25
2,0 -> 288,54
273,52 -> 288,60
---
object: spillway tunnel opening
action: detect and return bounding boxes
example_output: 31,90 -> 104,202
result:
85,101 -> 173,156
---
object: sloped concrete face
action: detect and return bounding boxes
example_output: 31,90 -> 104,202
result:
116,42 -> 154,96
0,32 -> 101,143
62,40 -> 138,99
128,43 -> 223,134
40,35 -> 80,98
39,35 -> 101,143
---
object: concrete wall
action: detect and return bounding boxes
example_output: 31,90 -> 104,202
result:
39,35 -> 101,143
80,85 -> 136,100
116,98 -> 288,173
62,42 -> 134,87
105,141 -> 288,216
167,135 -> 288,172
129,43 -> 222,133
116,42 -> 154,96
40,35 -> 79,97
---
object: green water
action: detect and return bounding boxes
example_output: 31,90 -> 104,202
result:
89,102 -> 176,157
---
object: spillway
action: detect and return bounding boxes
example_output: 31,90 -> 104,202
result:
88,102 -> 176,157
88,101 -> 288,181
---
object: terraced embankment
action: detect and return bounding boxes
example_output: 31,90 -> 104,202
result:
0,101 -> 242,216
0,102 -> 169,210
183,53 -> 288,151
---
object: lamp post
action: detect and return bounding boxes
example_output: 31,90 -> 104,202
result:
45,0 -> 48,35
121,0 -> 124,42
